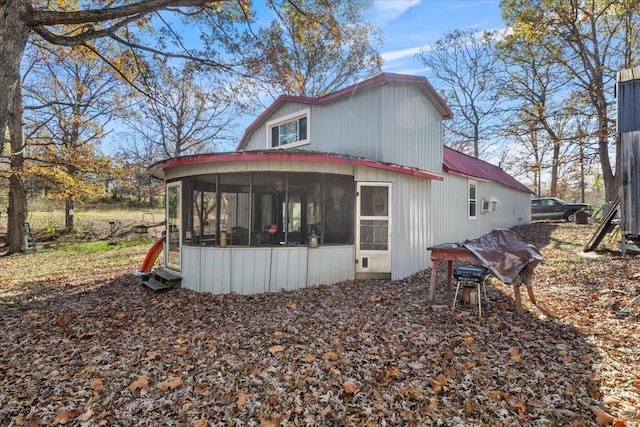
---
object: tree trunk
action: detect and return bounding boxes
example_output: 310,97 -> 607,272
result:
550,139 -> 560,197
598,116 -> 616,203
0,1 -> 30,138
65,199 -> 74,232
6,82 -> 27,254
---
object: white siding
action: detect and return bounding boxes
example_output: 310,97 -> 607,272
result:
431,173 -> 531,250
240,83 -> 443,175
181,246 -> 355,295
311,89 -> 384,160
380,84 -> 443,173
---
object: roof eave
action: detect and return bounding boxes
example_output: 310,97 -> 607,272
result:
149,151 -> 444,182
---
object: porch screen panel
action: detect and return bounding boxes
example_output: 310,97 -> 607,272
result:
187,176 -> 217,246
220,174 -> 250,246
324,174 -> 354,244
167,183 -> 181,270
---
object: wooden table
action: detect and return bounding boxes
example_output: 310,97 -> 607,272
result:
427,243 -> 536,315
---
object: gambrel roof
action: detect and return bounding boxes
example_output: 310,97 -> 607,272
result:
237,73 -> 454,151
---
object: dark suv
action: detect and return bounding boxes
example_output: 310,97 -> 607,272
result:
531,197 -> 591,222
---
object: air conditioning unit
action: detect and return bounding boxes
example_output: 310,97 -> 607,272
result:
481,199 -> 499,213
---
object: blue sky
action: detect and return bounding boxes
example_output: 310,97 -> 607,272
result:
372,0 -> 504,74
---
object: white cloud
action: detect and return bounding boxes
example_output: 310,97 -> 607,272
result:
381,44 -> 431,63
373,0 -> 421,25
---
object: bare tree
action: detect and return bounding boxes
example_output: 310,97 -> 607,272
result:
417,28 -> 504,159
502,0 -> 640,203
123,61 -> 244,158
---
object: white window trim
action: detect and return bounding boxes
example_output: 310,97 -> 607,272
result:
468,180 -> 478,220
266,108 -> 310,149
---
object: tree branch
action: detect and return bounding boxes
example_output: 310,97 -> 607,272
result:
29,0 -> 211,26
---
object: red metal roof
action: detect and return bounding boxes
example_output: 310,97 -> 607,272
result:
443,146 -> 532,193
236,73 -> 453,150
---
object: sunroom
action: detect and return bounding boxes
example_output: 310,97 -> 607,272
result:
151,150 -> 437,294
175,171 -> 355,250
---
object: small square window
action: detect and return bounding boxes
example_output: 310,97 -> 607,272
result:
267,109 -> 310,149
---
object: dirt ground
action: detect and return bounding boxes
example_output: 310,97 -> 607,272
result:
0,221 -> 638,426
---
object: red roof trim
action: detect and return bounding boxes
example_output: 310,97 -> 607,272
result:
444,168 -> 491,182
150,151 -> 444,181
443,146 -> 532,193
237,73 -> 453,150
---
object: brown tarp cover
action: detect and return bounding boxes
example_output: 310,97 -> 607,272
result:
462,229 -> 544,284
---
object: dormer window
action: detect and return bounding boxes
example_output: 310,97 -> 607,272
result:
267,109 -> 309,149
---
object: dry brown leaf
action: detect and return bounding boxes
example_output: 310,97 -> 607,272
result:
77,408 -> 94,422
324,351 -> 338,360
53,411 -> 71,425
343,381 -> 360,394
25,310 -> 40,319
463,361 -> 476,371
592,407 -> 616,425
508,346 -> 522,363
286,301 -> 297,309
513,400 -> 527,413
55,314 -> 72,327
273,331 -> 284,338
237,392 -> 250,408
463,332 -> 475,345
268,345 -> 285,354
194,420 -> 207,427
127,375 -> 149,392
566,383 -> 578,393
156,376 -> 182,391
301,354 -> 316,363
387,367 -> 400,377
194,384 -> 210,396
464,400 -> 474,416
430,373 -> 448,393
260,418 -> 277,427
53,409 -> 81,424
89,378 -> 104,391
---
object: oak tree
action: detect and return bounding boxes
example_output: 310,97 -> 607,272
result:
22,42 -> 120,231
251,0 -> 382,97
501,0 -> 640,202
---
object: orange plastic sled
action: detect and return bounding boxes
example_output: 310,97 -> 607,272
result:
140,235 -> 165,273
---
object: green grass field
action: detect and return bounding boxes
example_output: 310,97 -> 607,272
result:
0,202 -> 164,244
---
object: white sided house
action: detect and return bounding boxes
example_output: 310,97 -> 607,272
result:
150,73 -> 532,294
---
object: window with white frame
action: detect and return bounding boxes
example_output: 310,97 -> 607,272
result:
267,109 -> 309,148
468,180 -> 477,219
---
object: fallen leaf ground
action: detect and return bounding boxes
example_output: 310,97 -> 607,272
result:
0,222 -> 639,426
